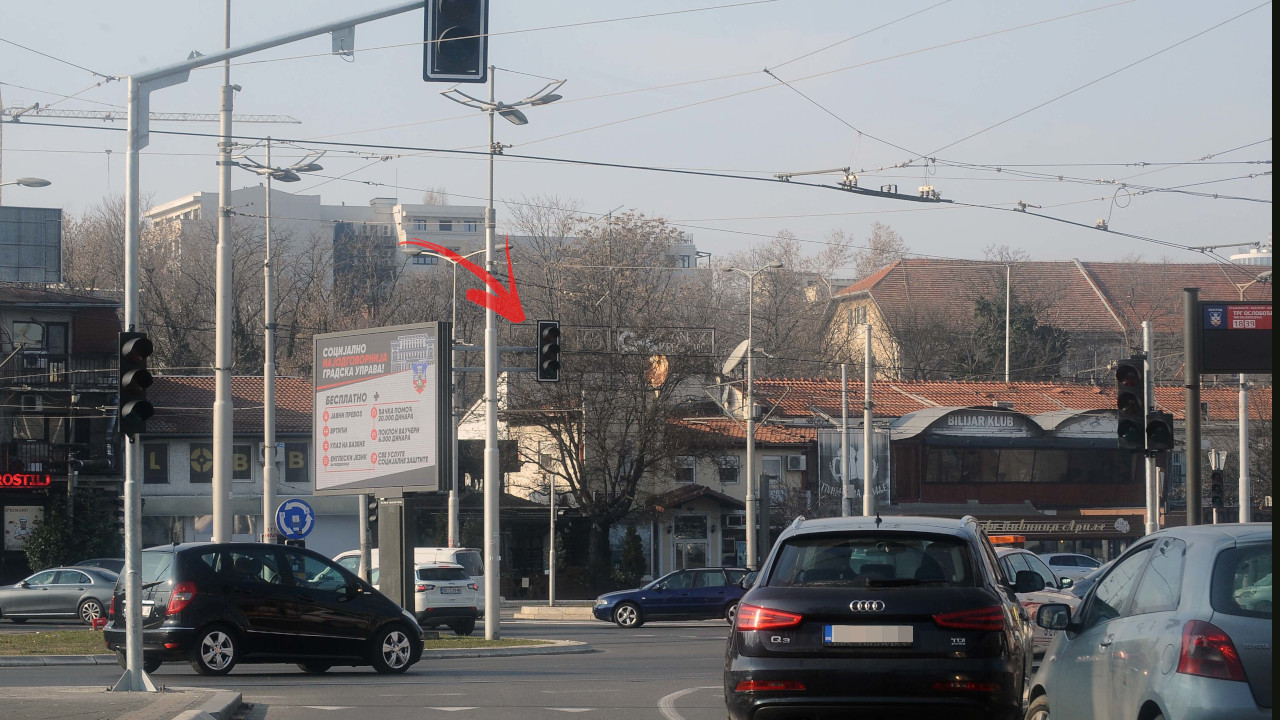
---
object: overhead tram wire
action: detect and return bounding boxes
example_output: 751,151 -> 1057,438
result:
767,0 -> 955,70
0,36 -> 118,81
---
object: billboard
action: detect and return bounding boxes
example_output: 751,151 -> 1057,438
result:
4,505 -> 43,551
816,427 -> 891,514
312,323 -> 452,495
0,207 -> 62,283
1199,302 -> 1272,374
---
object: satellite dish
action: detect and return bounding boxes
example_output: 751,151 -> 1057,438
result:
722,339 -> 750,376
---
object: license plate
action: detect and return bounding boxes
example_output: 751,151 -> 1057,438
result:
824,624 -> 914,647
441,587 -> 462,594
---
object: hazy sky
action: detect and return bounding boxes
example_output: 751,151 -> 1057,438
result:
1,0 -> 1272,270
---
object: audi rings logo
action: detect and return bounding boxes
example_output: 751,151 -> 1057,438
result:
849,600 -> 886,612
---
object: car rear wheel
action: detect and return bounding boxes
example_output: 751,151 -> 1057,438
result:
78,598 -> 104,625
297,662 -> 332,674
370,624 -> 415,674
613,602 -> 643,628
190,625 -> 238,676
1024,695 -> 1050,720
724,601 -> 739,625
451,619 -> 476,636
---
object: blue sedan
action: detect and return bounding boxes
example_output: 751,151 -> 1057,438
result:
593,567 -> 749,628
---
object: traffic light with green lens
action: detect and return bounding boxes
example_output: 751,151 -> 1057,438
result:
1145,411 -> 1174,452
1210,470 -> 1225,509
536,320 -> 561,382
424,0 -> 488,83
118,331 -> 155,439
1115,357 -> 1144,451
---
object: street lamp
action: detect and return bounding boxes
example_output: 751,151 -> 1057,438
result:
231,139 -> 324,543
0,177 -> 52,205
722,261 -> 782,569
411,245 -> 486,549
441,67 -> 565,641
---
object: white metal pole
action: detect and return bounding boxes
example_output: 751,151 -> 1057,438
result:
482,66 -> 501,640
744,272 -> 758,567
262,138 -> 278,544
211,6 -> 233,543
448,260 -> 460,548
840,364 -> 850,517
1238,374 -> 1250,523
1143,321 -> 1157,534
549,473 -> 556,607
1004,264 -> 1011,384
358,495 -> 371,582
862,325 -> 875,516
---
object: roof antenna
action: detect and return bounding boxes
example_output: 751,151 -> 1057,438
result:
874,509 -> 883,527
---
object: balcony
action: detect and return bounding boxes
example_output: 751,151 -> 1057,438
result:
1,441 -> 117,476
0,351 -> 118,389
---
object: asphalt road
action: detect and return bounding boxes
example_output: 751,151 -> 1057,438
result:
0,617 -> 735,720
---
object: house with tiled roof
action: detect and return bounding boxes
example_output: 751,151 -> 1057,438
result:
829,258 -> 1271,382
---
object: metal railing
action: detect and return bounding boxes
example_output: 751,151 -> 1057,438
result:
0,351 -> 118,388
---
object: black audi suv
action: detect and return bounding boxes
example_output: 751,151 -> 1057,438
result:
104,542 -> 424,676
724,515 -> 1038,720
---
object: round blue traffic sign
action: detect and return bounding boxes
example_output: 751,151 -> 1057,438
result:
275,499 -> 315,540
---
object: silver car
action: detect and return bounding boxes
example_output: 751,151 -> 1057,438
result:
1040,552 -> 1104,583
1027,523 -> 1271,720
0,566 -> 119,624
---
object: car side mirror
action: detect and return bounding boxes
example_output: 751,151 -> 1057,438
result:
740,572 -> 757,590
1014,570 -> 1046,594
18,580 -> 29,588
1059,576 -> 1073,589
1035,603 -> 1072,631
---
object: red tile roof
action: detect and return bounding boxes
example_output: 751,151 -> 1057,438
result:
753,377 -> 1270,422
147,376 -> 314,435
833,259 -> 1270,334
675,417 -> 817,444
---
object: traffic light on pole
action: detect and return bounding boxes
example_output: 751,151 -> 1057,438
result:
1145,411 -> 1174,452
118,332 -> 155,439
1210,470 -> 1225,509
424,0 -> 488,83
536,320 -> 561,382
1115,357 -> 1144,451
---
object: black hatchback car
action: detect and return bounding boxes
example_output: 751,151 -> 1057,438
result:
103,542 -> 424,676
724,515 -> 1038,720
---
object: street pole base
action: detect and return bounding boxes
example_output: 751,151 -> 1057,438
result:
112,668 -> 158,693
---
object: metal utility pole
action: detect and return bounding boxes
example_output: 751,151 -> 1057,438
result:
1142,321 -> 1158,535
840,364 -> 850,517
1183,288 -> 1202,526
1239,374 -> 1250,523
212,1 -> 233,544
548,473 -> 556,607
358,495 -> 371,582
261,138 -> 278,544
862,325 -> 875,517
482,66 -> 501,640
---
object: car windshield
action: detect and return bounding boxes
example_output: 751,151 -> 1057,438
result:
417,567 -> 469,582
768,532 -> 976,588
453,551 -> 484,577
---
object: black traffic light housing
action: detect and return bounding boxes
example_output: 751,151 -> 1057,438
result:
536,320 -> 561,382
424,0 -> 488,83
118,332 -> 155,440
1210,470 -> 1225,509
1145,411 -> 1174,452
1115,357 -> 1144,451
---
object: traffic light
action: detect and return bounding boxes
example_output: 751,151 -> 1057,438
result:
367,496 -> 379,524
117,332 -> 155,439
1145,411 -> 1174,452
1115,357 -> 1144,451
424,0 -> 488,83
1210,470 -> 1225,509
536,320 -> 561,382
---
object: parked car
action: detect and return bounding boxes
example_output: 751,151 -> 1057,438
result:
335,546 -> 485,616
1038,552 -> 1103,583
996,548 -> 1081,656
413,562 -> 479,635
724,515 -> 1036,720
1027,523 -> 1272,720
593,567 -> 750,628
104,542 -> 425,676
0,566 -> 118,625
1068,559 -> 1114,600
73,558 -> 125,574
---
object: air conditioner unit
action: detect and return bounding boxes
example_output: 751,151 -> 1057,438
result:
20,395 -> 43,412
786,454 -> 807,472
724,515 -> 746,529
22,354 -> 47,369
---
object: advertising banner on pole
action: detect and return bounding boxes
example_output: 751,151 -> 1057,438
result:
816,428 -> 890,513
312,322 -> 452,495
3,505 -> 43,551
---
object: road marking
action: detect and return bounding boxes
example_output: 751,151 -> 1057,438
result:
548,709 -> 595,713
302,707 -> 355,711
658,686 -> 718,720
426,708 -> 478,712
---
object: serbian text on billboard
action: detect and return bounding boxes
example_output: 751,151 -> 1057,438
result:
1200,302 -> 1272,374
312,323 -> 451,495
816,428 -> 891,513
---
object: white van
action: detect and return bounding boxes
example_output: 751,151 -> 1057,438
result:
334,547 -> 486,615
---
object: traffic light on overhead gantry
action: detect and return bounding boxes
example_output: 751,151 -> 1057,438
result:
1145,411 -> 1174,452
536,320 -> 561,383
424,0 -> 488,83
1210,470 -> 1225,509
1115,357 -> 1144,451
117,332 -> 155,440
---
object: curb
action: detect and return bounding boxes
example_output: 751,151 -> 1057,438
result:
169,688 -> 242,720
0,654 -> 118,666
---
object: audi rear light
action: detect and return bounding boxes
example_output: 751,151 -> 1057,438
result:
736,604 -> 803,631
933,605 -> 1004,631
735,680 -> 807,692
166,581 -> 197,615
1177,620 -> 1247,682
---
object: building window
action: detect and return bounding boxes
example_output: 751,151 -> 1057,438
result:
676,456 -> 695,484
438,219 -> 453,232
463,220 -> 478,232
924,447 -> 1141,484
718,456 -> 740,484
284,443 -> 310,483
232,445 -> 253,481
13,322 -> 45,349
679,255 -> 691,268
411,219 -> 428,231
412,255 -> 438,265
853,306 -> 868,325
143,444 -> 169,484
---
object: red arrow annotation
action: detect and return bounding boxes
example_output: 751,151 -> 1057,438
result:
398,236 -> 526,323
